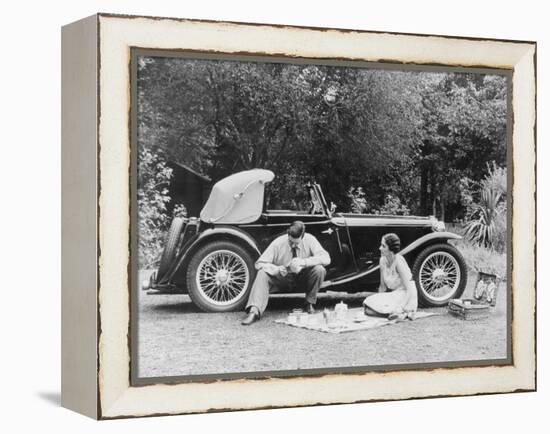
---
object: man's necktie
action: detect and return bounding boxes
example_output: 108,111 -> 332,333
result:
291,246 -> 297,258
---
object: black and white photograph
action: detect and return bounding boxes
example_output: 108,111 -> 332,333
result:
132,52 -> 510,382
2,0 -> 544,429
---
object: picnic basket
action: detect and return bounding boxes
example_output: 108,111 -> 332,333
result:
448,271 -> 501,319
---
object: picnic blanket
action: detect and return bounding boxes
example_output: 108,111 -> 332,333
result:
274,307 -> 438,334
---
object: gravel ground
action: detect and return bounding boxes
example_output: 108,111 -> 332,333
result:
136,271 -> 508,379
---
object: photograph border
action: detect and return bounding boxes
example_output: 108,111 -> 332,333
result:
62,13 -> 536,419
129,48 -> 515,386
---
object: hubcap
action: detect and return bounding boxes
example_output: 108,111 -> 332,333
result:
419,251 -> 461,302
196,250 -> 250,306
216,269 -> 229,285
432,268 -> 446,282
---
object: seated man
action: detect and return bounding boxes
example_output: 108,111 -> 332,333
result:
241,220 -> 331,325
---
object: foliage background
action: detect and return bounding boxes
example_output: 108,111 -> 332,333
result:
136,56 -> 509,266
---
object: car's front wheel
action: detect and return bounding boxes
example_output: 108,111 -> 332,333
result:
186,241 -> 255,312
412,243 -> 467,307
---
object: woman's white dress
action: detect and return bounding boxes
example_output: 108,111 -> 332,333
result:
363,254 -> 417,315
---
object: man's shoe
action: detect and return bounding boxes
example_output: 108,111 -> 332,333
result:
241,311 -> 259,325
304,303 -> 316,315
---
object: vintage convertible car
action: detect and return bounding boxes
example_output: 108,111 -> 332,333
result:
143,169 -> 467,312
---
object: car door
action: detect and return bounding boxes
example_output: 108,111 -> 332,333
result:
304,218 -> 352,279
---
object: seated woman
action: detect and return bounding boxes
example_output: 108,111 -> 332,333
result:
363,233 -> 418,320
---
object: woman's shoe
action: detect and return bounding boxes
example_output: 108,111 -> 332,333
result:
406,311 -> 417,320
388,312 -> 406,321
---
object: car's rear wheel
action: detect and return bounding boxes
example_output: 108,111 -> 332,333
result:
186,241 -> 255,312
157,217 -> 185,281
412,243 -> 467,307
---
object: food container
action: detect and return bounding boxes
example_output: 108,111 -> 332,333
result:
335,301 -> 348,321
326,310 -> 337,326
323,308 -> 330,324
448,298 -> 490,320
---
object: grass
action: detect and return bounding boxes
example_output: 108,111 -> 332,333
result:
447,225 -> 507,279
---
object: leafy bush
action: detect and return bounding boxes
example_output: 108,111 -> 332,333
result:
458,176 -> 475,211
464,187 -> 501,247
464,163 -> 507,252
137,148 -> 174,269
347,186 -> 368,213
346,188 -> 410,216
374,194 -> 410,216
266,172 -> 311,211
451,238 -> 506,279
482,161 -> 507,196
172,203 -> 188,219
491,208 -> 507,253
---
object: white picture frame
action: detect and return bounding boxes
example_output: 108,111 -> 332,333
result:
61,13 -> 536,419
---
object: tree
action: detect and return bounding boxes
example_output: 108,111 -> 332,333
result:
417,73 -> 507,220
137,56 -> 507,222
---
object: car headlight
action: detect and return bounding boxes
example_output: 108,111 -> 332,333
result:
432,220 -> 445,232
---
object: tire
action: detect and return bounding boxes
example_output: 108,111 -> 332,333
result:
412,243 -> 467,307
157,217 -> 185,281
186,240 -> 256,312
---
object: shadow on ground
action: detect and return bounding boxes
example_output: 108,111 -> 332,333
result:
37,391 -> 61,407
147,291 -> 369,315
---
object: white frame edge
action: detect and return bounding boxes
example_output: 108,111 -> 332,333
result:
91,15 -> 535,419
61,14 -> 99,419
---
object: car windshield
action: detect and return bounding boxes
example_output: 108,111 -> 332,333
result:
308,185 -> 325,214
264,179 -> 325,215
264,186 -> 309,211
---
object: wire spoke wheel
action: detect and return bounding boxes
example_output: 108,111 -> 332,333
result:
195,249 -> 250,307
413,243 -> 467,307
419,252 -> 460,301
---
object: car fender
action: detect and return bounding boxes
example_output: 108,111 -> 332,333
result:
322,231 -> 461,289
399,231 -> 462,257
194,226 -> 262,256
166,226 -> 262,285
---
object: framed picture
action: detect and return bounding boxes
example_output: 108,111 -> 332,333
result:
61,13 -> 536,419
